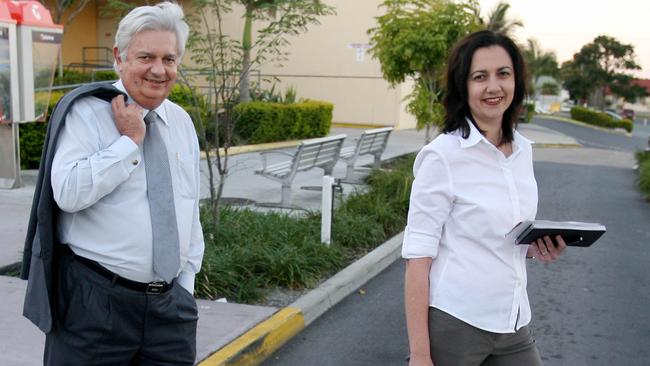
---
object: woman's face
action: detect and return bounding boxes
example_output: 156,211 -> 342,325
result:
466,45 -> 515,128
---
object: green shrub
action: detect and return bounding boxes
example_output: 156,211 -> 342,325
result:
617,118 -> 634,133
20,83 -> 211,168
234,101 -> 333,144
196,153 -> 417,303
167,84 -> 217,146
52,69 -> 118,86
19,91 -> 65,169
197,207 -> 342,302
92,70 -> 118,82
636,151 -> 650,201
515,103 -> 535,123
570,106 -> 634,133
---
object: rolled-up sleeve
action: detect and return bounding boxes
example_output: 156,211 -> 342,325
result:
402,148 -> 454,259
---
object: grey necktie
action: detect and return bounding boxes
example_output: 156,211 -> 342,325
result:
143,111 -> 180,283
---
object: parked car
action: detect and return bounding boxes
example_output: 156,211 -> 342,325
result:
605,110 -> 623,121
621,109 -> 635,120
560,102 -> 574,112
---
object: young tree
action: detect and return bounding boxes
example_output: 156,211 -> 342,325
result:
42,0 -> 92,76
368,0 -> 481,143
233,0 -> 335,103
180,0 -> 333,226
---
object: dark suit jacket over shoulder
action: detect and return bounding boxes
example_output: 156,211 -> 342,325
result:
20,83 -> 126,333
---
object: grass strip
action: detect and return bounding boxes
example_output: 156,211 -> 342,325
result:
636,150 -> 650,201
196,154 -> 416,303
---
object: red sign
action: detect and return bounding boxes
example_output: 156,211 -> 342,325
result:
5,0 -> 62,28
0,1 -> 16,23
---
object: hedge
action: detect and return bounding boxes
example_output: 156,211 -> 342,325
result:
18,82 -> 334,168
519,103 -> 535,123
637,151 -> 650,201
234,101 -> 333,144
19,91 -> 65,169
53,69 -> 118,86
570,106 -> 634,133
18,84 -> 204,169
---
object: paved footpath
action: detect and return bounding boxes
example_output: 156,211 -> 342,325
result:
0,122 -> 580,365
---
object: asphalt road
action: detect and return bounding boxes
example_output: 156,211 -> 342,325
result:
263,118 -> 650,366
534,115 -> 649,153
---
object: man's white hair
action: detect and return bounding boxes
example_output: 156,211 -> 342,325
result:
113,2 -> 189,73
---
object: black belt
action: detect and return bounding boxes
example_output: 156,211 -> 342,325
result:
63,246 -> 172,295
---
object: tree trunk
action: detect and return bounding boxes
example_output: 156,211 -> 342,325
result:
58,50 -> 64,78
238,8 -> 253,103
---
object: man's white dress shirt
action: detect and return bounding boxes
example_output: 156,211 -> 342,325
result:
51,81 -> 204,293
402,120 -> 538,333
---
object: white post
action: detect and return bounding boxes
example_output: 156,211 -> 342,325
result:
321,175 -> 335,246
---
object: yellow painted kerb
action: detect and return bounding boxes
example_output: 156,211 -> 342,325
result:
198,307 -> 305,366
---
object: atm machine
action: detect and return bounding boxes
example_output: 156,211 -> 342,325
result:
0,0 -> 20,189
0,0 -> 61,189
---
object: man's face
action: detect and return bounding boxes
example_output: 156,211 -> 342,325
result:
114,30 -> 178,110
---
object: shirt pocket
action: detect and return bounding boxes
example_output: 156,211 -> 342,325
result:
173,152 -> 198,199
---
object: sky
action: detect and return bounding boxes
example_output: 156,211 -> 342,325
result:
478,0 -> 650,79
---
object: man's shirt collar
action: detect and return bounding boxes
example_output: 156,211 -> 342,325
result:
113,80 -> 170,126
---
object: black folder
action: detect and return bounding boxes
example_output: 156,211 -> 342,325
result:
506,220 -> 606,247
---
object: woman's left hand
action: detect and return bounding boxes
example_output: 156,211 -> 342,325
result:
527,235 -> 567,263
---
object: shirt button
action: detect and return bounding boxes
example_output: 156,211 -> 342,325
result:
131,159 -> 139,166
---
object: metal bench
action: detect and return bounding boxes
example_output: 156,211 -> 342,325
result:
339,127 -> 393,181
255,134 -> 347,207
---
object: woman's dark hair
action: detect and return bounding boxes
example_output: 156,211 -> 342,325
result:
442,30 -> 527,143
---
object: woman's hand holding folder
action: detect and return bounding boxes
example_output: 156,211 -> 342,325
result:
526,235 -> 567,262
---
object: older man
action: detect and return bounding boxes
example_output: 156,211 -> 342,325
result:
22,3 -> 204,365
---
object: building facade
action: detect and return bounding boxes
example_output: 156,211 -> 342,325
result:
49,0 -> 418,129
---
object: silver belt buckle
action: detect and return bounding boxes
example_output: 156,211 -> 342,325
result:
146,281 -> 165,295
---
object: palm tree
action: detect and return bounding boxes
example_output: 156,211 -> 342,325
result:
484,2 -> 522,36
236,0 -> 334,103
524,38 -> 559,96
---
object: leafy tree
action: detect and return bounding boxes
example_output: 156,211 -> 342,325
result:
610,74 -> 648,103
524,38 -> 559,95
368,0 -> 481,143
560,35 -> 640,107
233,0 -> 335,103
559,59 -> 594,103
482,1 -> 522,36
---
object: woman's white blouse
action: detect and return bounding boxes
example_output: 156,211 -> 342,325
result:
402,121 -> 538,333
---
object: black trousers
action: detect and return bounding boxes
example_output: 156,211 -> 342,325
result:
44,249 -> 198,366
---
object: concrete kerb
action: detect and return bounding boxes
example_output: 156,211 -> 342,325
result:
197,232 -> 404,366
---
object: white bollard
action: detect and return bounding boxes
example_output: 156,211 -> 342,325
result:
321,175 -> 336,246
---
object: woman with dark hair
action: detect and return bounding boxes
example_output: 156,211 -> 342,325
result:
402,30 -> 566,366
